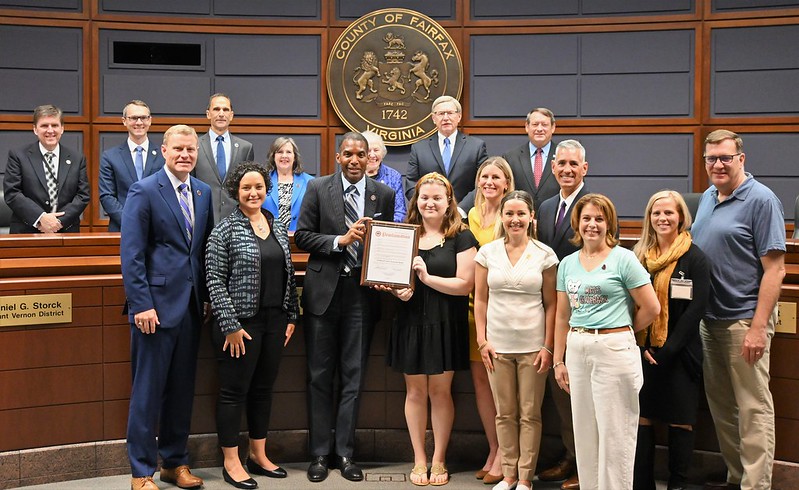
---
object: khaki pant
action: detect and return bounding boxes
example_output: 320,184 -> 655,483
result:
701,312 -> 776,490
487,352 -> 547,481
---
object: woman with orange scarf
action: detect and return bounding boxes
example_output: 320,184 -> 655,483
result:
632,191 -> 710,490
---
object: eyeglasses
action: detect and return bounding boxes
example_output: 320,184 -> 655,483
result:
432,110 -> 459,118
703,153 -> 741,165
125,115 -> 151,122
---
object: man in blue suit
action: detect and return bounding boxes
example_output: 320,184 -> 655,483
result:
121,124 -> 213,490
99,100 -> 165,231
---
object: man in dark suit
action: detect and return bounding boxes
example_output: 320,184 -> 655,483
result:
193,93 -> 255,223
502,107 -> 560,215
405,95 -> 487,212
3,104 -> 89,234
121,125 -> 213,490
536,139 -> 589,490
295,132 -> 394,483
99,100 -> 165,231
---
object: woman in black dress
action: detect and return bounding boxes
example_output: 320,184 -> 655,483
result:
632,190 -> 710,490
385,172 -> 477,486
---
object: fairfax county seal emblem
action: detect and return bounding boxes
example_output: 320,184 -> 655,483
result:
327,9 -> 463,146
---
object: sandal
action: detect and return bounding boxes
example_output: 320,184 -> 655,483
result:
429,463 -> 449,486
410,465 -> 429,486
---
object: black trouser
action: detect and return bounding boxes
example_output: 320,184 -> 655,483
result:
213,307 -> 287,447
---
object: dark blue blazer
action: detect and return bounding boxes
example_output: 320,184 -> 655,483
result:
405,131 -> 487,211
99,140 -> 165,231
537,186 -> 590,261
120,168 -> 213,328
262,170 -> 314,231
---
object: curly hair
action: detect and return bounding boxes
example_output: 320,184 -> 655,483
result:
224,161 -> 271,201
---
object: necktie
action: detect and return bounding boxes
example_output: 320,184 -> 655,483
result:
533,147 -> 543,188
343,184 -> 360,272
178,183 -> 193,241
216,135 -> 226,181
555,201 -> 567,230
442,137 -> 452,175
43,152 -> 58,212
134,146 -> 144,180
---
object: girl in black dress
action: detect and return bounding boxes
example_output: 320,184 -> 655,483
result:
384,172 -> 477,486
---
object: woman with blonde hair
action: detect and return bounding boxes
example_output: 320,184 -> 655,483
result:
467,156 -> 515,484
385,172 -> 478,486
631,191 -> 709,490
553,194 -> 660,490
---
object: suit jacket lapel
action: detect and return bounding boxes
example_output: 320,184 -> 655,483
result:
520,145 -> 535,192
449,133 -> 467,173
55,148 -> 74,192
189,176 -> 210,252
364,178 -> 377,218
537,145 -> 555,191
26,144 -> 48,190
327,175 -> 347,234
199,134 -> 219,181
158,171 -> 191,248
144,145 -> 160,178
269,171 -> 280,209
120,143 -> 138,182
428,136 -> 445,174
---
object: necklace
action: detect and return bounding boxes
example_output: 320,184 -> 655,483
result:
251,216 -> 266,233
581,249 -> 605,259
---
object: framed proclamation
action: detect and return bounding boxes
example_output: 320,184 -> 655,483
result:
360,220 -> 420,288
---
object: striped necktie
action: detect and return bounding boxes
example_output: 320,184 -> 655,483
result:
178,183 -> 193,241
343,184 -> 359,272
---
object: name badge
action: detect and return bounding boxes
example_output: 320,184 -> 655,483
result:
671,271 -> 693,300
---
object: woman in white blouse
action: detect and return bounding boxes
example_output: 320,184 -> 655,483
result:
474,190 -> 559,490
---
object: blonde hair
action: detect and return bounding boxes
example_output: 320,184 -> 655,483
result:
406,172 -> 467,238
569,193 -> 620,248
633,190 -> 693,262
473,156 -> 515,214
163,124 -> 197,145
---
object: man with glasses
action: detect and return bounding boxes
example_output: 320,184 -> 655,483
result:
4,104 -> 89,233
194,93 -> 255,223
405,95 -> 487,211
99,100 -> 165,231
692,129 -> 786,490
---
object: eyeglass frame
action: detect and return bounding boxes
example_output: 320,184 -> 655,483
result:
432,110 -> 460,118
124,115 -> 152,122
703,153 -> 742,165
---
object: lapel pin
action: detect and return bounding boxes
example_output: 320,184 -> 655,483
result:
234,143 -> 240,148
196,189 -> 202,196
152,150 -> 157,155
65,159 -> 71,165
370,194 -> 376,201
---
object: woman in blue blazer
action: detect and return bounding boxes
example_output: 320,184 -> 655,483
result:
262,136 -> 314,231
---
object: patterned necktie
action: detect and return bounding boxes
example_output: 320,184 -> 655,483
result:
216,135 -> 226,181
43,152 -> 58,212
533,147 -> 543,188
442,137 -> 452,175
343,184 -> 360,272
178,183 -> 193,241
555,200 -> 567,230
134,146 -> 144,180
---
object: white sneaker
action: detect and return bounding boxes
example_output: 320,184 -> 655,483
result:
516,484 -> 531,490
492,481 -> 518,490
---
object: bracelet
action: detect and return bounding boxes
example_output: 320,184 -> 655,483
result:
552,361 -> 565,368
478,341 -> 488,351
542,346 -> 553,355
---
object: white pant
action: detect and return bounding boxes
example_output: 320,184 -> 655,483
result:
566,328 -> 642,490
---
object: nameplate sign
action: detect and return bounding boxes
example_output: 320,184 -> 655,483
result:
777,301 -> 797,334
0,293 -> 72,327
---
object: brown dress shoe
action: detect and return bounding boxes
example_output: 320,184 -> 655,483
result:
131,476 -> 159,490
159,465 -> 203,489
561,474 -> 579,490
538,459 -> 576,481
482,472 -> 503,484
